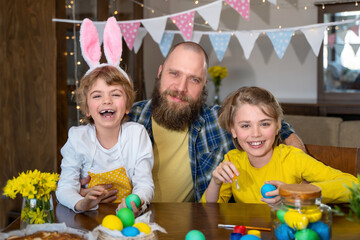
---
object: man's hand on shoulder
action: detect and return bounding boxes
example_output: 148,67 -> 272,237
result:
79,176 -> 118,203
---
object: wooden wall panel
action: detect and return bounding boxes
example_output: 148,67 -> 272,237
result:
0,0 -> 56,228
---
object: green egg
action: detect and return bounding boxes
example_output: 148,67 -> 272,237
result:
116,208 -> 135,227
125,194 -> 141,209
277,209 -> 287,223
294,229 -> 320,240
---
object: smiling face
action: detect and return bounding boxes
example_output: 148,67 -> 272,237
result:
230,103 -> 280,165
86,78 -> 129,131
151,43 -> 208,131
158,45 -> 207,108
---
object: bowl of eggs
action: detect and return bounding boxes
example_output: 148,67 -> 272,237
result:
94,195 -> 164,240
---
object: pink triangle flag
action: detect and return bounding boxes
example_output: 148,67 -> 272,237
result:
350,25 -> 359,36
225,0 -> 250,21
118,21 -> 140,50
170,11 -> 195,41
328,33 -> 336,49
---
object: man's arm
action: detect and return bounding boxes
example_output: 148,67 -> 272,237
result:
282,133 -> 306,152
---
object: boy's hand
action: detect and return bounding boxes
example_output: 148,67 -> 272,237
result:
260,180 -> 286,207
79,176 -> 117,203
212,161 -> 239,185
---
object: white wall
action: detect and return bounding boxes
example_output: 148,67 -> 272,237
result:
142,0 -> 334,104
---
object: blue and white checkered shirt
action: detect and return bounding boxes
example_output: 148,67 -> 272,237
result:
128,100 -> 294,201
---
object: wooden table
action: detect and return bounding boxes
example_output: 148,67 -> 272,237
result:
4,202 -> 360,239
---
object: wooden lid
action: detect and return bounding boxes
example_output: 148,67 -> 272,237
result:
279,184 -> 321,200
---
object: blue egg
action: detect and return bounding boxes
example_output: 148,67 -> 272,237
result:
241,235 -> 261,240
261,183 -> 277,198
230,233 -> 243,240
121,226 -> 140,237
185,230 -> 205,240
275,224 -> 295,240
309,221 -> 330,240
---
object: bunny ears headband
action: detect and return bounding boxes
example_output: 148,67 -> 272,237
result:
80,17 -> 130,81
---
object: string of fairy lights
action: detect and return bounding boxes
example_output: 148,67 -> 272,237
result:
62,0 -> 360,126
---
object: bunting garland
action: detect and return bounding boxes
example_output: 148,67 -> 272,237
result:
53,0 -> 360,61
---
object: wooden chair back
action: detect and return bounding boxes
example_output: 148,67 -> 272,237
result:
305,144 -> 360,176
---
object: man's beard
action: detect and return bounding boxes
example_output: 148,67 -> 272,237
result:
151,78 -> 207,131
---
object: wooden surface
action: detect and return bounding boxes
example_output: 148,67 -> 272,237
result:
305,144 -> 360,176
4,202 -> 360,240
0,0 -> 57,228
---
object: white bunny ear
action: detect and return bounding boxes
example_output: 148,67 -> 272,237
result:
103,17 -> 122,66
80,18 -> 101,69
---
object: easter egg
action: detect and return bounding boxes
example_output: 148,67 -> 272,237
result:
241,235 -> 261,240
125,194 -> 141,209
248,230 -> 261,238
275,224 -> 295,240
303,207 -> 322,223
133,222 -> 151,234
261,183 -> 277,198
101,214 -> 123,231
233,225 -> 246,235
284,211 -> 309,230
230,233 -> 243,240
185,230 -> 206,240
277,209 -> 287,223
121,226 -> 140,237
309,221 -> 330,240
294,229 -> 320,240
116,208 -> 135,227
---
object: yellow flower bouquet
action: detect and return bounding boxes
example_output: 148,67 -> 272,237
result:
208,65 -> 228,104
3,169 -> 59,228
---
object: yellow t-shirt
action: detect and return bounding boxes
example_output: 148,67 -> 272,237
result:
151,117 -> 193,202
201,144 -> 358,204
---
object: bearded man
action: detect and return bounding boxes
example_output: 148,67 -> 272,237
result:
128,42 -> 305,202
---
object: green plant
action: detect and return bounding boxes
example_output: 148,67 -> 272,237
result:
333,174 -> 360,222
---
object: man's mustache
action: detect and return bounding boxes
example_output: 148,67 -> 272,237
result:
164,89 -> 191,103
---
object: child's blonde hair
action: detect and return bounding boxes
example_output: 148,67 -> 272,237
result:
76,65 -> 135,124
218,86 -> 283,151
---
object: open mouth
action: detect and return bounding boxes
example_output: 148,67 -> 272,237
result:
248,141 -> 264,146
99,109 -> 115,118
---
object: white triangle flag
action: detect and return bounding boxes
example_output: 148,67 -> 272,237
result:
133,27 -> 147,54
94,22 -> 106,45
181,31 -> 203,43
197,1 -> 222,30
350,43 -> 360,55
349,43 -> 360,55
267,0 -> 277,5
235,31 -> 260,59
301,26 -> 327,56
191,31 -> 203,43
141,16 -> 167,44
337,29 -> 347,43
334,43 -> 345,58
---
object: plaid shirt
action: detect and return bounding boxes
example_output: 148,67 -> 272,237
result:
128,100 -> 294,201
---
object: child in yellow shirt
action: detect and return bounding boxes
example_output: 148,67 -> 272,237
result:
201,86 -> 358,205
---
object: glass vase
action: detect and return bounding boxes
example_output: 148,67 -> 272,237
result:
20,194 -> 55,229
214,85 -> 220,105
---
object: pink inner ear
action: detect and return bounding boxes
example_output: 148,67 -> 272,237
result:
103,17 -> 122,66
80,19 -> 101,68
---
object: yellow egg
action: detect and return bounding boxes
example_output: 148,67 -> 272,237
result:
133,222 -> 151,234
284,211 -> 309,230
102,214 -> 123,231
303,207 -> 322,223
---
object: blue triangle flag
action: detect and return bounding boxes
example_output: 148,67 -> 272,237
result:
159,32 -> 175,57
267,30 -> 294,59
209,33 -> 231,62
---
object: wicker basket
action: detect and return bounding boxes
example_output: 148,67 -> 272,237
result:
96,230 -> 158,240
